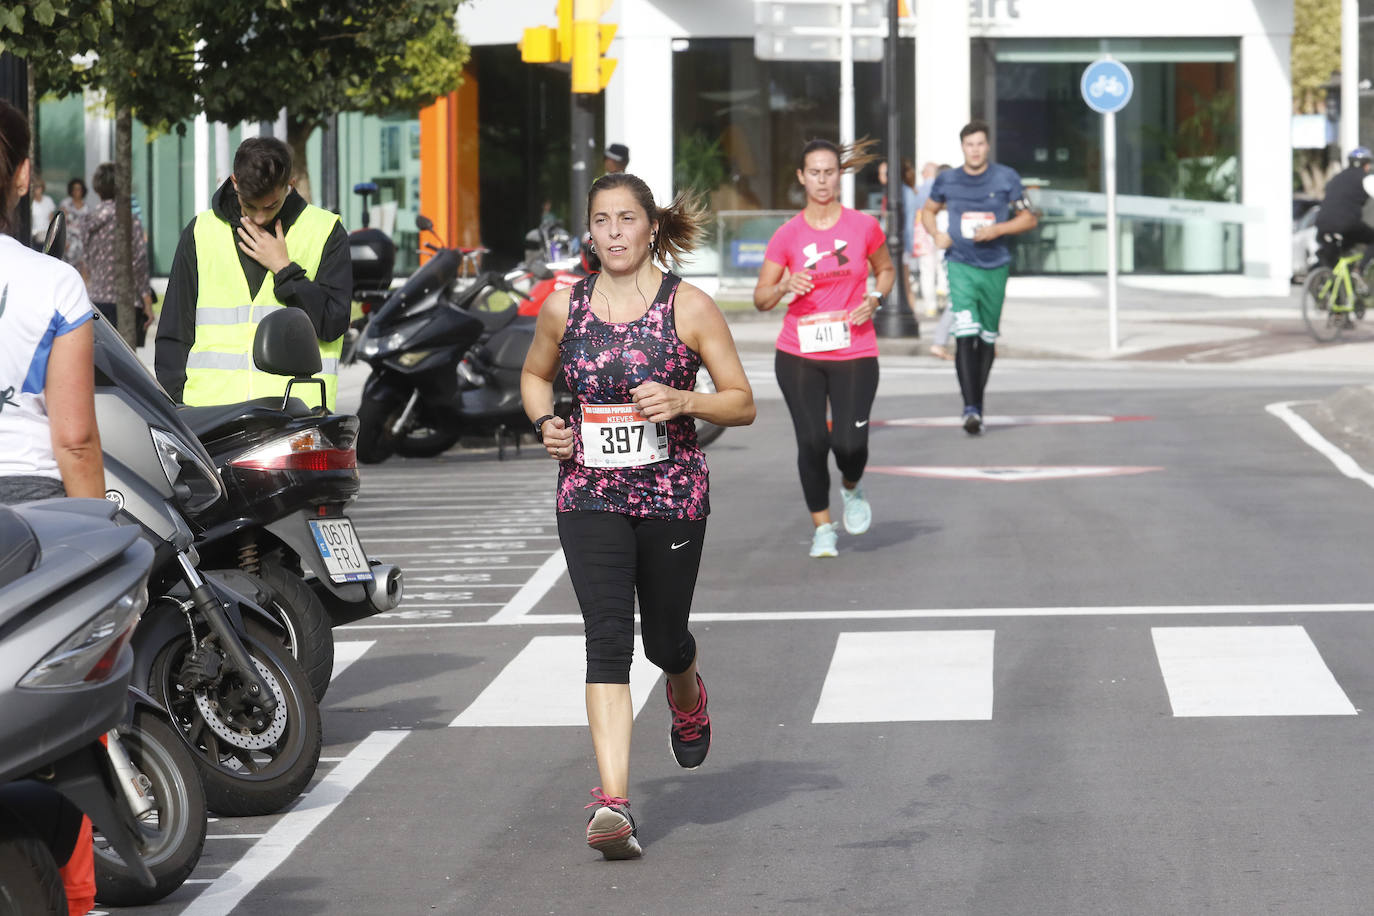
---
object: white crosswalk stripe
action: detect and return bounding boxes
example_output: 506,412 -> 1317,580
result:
1152,625 -> 1357,717
812,630 -> 996,723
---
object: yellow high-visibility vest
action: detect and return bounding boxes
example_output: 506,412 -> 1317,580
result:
182,205 -> 341,408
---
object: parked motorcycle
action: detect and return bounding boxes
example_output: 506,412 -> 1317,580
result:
92,314 -> 323,817
181,307 -> 404,701
353,219 -> 567,464
0,498 -> 157,913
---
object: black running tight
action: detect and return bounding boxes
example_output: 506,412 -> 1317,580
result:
558,510 -> 705,684
955,337 -> 996,411
774,350 -> 880,513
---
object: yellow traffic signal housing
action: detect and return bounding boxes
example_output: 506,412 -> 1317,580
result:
571,0 -> 616,93
520,26 -> 559,64
556,0 -> 574,63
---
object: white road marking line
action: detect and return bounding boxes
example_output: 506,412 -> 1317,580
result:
340,603 -> 1374,629
1265,399 -> 1374,490
1152,626 -> 1357,717
330,641 -> 374,682
486,550 -> 567,623
813,631 -> 995,722
179,730 -> 409,916
205,833 -> 267,840
449,635 -> 656,727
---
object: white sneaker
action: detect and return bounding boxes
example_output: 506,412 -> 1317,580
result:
809,522 -> 839,558
841,484 -> 871,535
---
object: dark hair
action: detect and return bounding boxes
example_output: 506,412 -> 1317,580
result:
233,137 -> 293,200
586,172 -> 709,271
798,136 -> 882,174
93,162 -> 118,201
0,100 -> 29,234
67,177 -> 86,197
960,120 -> 991,142
901,157 -> 916,188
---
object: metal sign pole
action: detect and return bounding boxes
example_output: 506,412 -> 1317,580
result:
1105,109 -> 1118,353
839,0 -> 855,208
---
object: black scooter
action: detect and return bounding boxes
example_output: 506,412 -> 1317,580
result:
353,217 -> 570,464
179,308 -> 404,703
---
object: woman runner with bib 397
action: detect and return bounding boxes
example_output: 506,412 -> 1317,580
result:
521,173 -> 755,860
753,138 -> 894,559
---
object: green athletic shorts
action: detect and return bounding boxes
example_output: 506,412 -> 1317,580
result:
947,261 -> 1009,343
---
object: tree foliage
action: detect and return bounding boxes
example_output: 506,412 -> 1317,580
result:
1293,0 -> 1341,114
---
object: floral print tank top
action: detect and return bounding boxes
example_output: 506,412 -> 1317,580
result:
557,272 -> 709,520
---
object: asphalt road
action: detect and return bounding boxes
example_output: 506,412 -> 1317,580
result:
111,356 -> 1374,916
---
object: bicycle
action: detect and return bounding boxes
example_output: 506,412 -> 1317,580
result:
1302,234 -> 1374,342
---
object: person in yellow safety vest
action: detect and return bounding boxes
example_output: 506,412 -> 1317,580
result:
155,137 -> 351,409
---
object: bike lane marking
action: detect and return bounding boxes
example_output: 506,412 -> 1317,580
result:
1266,399 -> 1374,490
486,548 -> 567,623
178,729 -> 409,916
868,465 -> 1162,482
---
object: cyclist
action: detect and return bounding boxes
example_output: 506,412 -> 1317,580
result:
1315,147 -> 1374,264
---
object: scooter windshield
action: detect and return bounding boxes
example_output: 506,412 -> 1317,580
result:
372,248 -> 460,329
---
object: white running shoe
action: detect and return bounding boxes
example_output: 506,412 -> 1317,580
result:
841,485 -> 871,535
809,522 -> 839,558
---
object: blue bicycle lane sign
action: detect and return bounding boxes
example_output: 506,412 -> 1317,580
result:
1081,58 -> 1133,114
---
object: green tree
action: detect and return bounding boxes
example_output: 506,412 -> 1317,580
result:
196,1 -> 470,202
1292,0 -> 1341,196
1,1 -> 199,346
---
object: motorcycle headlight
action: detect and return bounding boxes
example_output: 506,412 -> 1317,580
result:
151,427 -> 223,513
20,581 -> 148,688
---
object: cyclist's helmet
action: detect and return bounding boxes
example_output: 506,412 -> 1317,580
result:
1350,146 -> 1374,167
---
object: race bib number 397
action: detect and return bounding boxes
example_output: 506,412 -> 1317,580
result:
581,404 -> 670,468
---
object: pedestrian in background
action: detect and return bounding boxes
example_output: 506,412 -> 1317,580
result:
604,142 -> 629,174
83,162 -> 154,344
521,171 -> 755,860
29,173 -> 55,247
921,120 -> 1037,434
59,176 -> 90,275
753,137 -> 893,559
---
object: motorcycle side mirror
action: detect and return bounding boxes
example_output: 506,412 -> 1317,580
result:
416,215 -> 434,232
253,308 -> 322,378
42,210 -> 66,260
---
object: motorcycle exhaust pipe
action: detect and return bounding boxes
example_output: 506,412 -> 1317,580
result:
365,563 -> 403,612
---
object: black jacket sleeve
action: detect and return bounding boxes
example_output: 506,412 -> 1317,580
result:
271,222 -> 352,344
154,220 -> 201,402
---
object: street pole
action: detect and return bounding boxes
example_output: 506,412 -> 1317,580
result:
1105,109 -> 1118,353
839,0 -> 855,208
570,93 -> 595,238
875,0 -> 916,338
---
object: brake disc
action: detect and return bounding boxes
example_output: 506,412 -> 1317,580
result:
193,654 -> 288,750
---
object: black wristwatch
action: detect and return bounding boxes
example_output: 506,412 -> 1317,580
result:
533,414 -> 556,437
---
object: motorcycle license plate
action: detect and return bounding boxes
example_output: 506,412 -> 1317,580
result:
308,518 -> 374,583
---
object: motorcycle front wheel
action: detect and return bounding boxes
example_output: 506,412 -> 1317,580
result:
355,393 -> 403,464
149,621 -> 322,817
93,710 -> 207,906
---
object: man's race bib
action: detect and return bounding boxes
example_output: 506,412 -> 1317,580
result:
797,311 -> 851,354
580,404 -> 670,468
960,211 -> 995,239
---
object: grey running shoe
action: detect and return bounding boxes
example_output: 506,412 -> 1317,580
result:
585,788 -> 642,860
962,408 -> 983,435
841,484 -> 871,535
809,522 -> 839,558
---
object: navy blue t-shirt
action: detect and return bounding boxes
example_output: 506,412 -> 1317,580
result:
929,163 -> 1027,269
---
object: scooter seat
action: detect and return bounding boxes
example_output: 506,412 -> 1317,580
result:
178,397 -> 316,442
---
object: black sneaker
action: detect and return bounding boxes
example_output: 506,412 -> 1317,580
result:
584,788 -> 642,860
962,408 -> 983,435
667,674 -> 711,769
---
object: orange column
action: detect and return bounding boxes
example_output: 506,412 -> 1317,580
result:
419,69 -> 482,260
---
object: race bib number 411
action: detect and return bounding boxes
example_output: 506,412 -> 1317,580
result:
797,310 -> 851,354
581,404 -> 670,468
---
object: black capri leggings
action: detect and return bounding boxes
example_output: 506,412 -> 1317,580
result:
774,350 -> 880,513
557,510 -> 707,684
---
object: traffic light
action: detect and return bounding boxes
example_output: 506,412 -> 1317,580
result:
571,0 -> 616,94
556,0 -> 574,63
520,0 -> 573,64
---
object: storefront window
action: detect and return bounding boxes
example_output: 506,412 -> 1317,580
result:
672,37 -> 913,280
985,38 -> 1241,274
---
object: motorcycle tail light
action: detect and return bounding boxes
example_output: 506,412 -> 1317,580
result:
20,582 -> 147,688
230,429 -> 358,472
